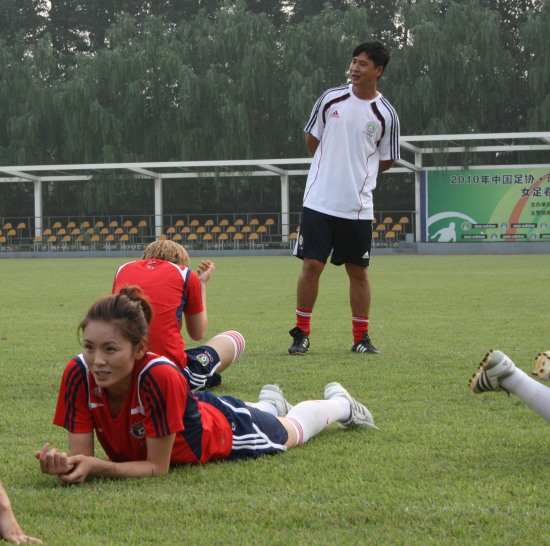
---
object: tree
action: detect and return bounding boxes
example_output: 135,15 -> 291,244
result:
0,0 -> 48,46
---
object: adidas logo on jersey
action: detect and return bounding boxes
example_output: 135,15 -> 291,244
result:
330,110 -> 340,118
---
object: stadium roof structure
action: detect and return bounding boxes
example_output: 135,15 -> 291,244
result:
1,132 -> 549,240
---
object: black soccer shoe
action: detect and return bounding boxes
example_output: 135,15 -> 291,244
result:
288,326 -> 310,355
351,332 -> 381,354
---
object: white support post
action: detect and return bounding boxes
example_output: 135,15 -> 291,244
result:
34,180 -> 42,237
154,177 -> 163,239
414,151 -> 423,242
281,173 -> 289,241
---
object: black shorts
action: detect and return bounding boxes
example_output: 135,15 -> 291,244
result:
194,392 -> 289,460
293,207 -> 373,266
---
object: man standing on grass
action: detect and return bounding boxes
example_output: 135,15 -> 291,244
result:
288,41 -> 400,356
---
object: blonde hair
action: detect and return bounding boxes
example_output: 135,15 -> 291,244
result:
141,240 -> 189,267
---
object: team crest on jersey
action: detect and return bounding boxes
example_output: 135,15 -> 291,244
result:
130,421 -> 145,439
145,259 -> 158,270
365,122 -> 377,135
196,353 -> 211,367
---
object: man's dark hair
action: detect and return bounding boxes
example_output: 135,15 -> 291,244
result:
353,41 -> 391,73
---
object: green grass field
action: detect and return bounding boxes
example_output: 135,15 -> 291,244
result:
1,254 -> 550,545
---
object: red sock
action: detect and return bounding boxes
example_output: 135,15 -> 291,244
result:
352,315 -> 369,343
296,308 -> 312,335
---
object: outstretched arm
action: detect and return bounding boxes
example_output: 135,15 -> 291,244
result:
0,482 -> 42,544
36,433 -> 175,485
184,260 -> 215,340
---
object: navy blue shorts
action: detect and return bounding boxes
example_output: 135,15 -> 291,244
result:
183,346 -> 223,392
195,392 -> 289,460
293,207 -> 373,266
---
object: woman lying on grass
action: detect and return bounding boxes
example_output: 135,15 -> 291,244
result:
36,288 -> 377,484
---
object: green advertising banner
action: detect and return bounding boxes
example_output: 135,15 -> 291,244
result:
425,167 -> 550,242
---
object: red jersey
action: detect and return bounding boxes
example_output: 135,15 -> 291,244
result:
53,352 -> 233,464
113,259 -> 203,368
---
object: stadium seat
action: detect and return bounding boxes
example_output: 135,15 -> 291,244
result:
372,231 -> 379,247
241,225 -> 251,233
52,221 -> 62,230
174,219 -> 185,227
114,227 -> 124,236
265,218 -> 274,226
123,220 -> 133,229
66,221 -> 75,229
392,224 -> 403,239
382,216 -> 393,226
181,226 -> 191,234
376,223 -> 387,232
86,227 -> 95,235
3,222 -> 12,230
47,235 -> 57,250
211,226 -> 221,234
190,220 -> 199,229
119,234 -> 129,246
218,233 -> 228,248
204,219 -> 214,228
157,234 -> 167,241
186,233 -> 198,248
226,226 -> 236,234
289,231 -> 298,248
90,234 -> 100,250
33,236 -> 43,250
166,226 -> 176,235
57,228 -> 67,236
384,231 -> 396,246
0,236 -> 6,246
137,220 -> 147,228
250,218 -> 259,226
100,227 -> 109,236
95,221 -> 104,228
109,220 -> 119,228
255,225 -> 267,242
233,232 -> 243,248
196,226 -> 206,234
43,228 -> 52,236
234,219 -> 245,227
203,233 -> 213,247
172,233 -> 182,242
398,216 -> 410,225
61,235 -> 72,249
248,232 -> 259,247
81,221 -> 90,229
219,219 -> 229,229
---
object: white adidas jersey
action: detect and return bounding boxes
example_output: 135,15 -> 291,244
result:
303,84 -> 400,220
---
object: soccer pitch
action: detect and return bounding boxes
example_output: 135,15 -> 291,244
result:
1,254 -> 550,544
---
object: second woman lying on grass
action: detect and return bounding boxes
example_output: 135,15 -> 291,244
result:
36,288 -> 377,484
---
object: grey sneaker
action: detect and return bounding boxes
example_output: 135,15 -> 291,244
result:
289,326 -> 310,355
324,382 -> 378,429
469,350 -> 516,394
259,384 -> 294,417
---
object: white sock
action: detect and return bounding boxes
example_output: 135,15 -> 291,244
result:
246,401 -> 278,416
285,398 -> 350,445
501,368 -> 550,422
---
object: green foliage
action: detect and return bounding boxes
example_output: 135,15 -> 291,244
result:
0,0 -> 548,215
2,254 -> 550,544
